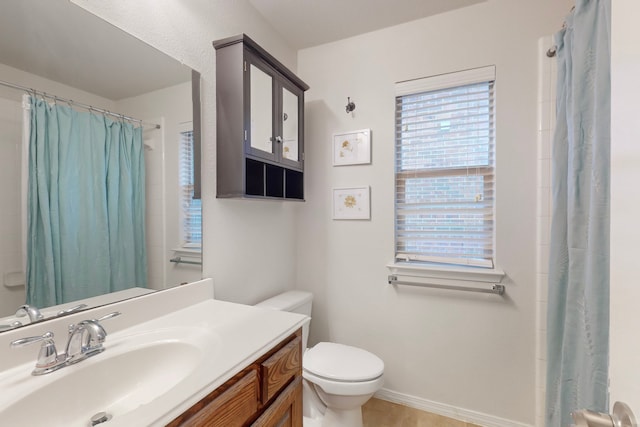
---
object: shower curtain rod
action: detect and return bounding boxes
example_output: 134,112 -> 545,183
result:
0,78 -> 161,130
546,5 -> 576,58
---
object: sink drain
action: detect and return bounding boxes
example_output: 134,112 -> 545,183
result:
89,412 -> 112,426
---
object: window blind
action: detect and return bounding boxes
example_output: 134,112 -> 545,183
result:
395,68 -> 495,268
179,130 -> 202,246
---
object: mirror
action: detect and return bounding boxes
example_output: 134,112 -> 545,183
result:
282,87 -> 299,162
250,63 -> 274,154
0,0 -> 202,330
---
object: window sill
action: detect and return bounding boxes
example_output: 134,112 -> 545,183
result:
170,247 -> 202,266
171,247 -> 202,257
386,262 -> 505,284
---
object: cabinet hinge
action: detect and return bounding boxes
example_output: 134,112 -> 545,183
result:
302,152 -> 305,161
244,130 -> 247,141
244,61 -> 247,72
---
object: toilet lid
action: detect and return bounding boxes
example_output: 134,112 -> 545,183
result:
303,342 -> 384,382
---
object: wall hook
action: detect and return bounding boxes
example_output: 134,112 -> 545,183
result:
345,97 -> 356,114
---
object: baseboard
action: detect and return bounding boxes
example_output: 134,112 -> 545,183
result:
374,388 -> 534,427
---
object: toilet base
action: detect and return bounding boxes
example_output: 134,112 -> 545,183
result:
321,407 -> 363,427
303,379 -> 368,427
303,415 -> 322,427
303,408 -> 363,427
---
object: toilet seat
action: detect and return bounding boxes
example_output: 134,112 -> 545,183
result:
303,342 -> 384,396
304,342 -> 384,381
303,368 -> 384,396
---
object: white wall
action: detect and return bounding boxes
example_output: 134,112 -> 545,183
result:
610,0 -> 640,412
0,97 -> 25,318
295,1 -> 571,425
0,63 -> 117,108
72,0 -> 301,304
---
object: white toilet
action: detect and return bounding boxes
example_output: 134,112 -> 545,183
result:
256,291 -> 384,427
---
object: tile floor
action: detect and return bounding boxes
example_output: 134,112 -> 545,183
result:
362,398 -> 481,427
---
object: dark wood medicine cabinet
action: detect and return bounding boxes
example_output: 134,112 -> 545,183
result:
213,34 -> 309,201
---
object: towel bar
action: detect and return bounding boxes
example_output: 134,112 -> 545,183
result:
388,275 -> 505,295
169,256 -> 202,266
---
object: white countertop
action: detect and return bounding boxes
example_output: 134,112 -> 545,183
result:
0,280 -> 308,426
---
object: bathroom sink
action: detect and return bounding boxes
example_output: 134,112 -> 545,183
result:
0,327 -> 212,427
0,295 -> 308,427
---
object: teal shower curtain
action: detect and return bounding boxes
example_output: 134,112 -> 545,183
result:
546,1 -> 611,426
26,97 -> 147,307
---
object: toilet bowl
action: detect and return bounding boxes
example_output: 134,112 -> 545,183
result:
255,291 -> 384,427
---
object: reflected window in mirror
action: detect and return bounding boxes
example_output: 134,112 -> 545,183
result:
179,123 -> 202,251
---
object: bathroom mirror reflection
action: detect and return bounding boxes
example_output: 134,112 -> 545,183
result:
0,0 -> 202,331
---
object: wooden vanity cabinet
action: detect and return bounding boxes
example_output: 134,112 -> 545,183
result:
213,34 -> 309,200
167,329 -> 302,427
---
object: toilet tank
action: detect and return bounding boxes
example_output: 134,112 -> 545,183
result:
255,291 -> 313,349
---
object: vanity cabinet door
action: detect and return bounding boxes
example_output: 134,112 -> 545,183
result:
252,376 -> 302,427
261,335 -> 302,403
167,368 -> 259,427
168,329 -> 303,427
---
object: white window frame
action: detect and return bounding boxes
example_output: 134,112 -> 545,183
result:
389,66 -> 505,283
177,121 -> 202,254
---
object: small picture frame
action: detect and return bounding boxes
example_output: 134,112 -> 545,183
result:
332,186 -> 371,220
332,129 -> 371,166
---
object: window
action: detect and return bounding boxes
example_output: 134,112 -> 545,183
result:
179,127 -> 202,247
394,66 -> 495,268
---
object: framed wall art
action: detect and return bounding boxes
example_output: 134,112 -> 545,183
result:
332,129 -> 371,166
332,186 -> 371,220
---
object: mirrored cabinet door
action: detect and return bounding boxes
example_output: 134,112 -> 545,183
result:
248,64 -> 275,158
281,86 -> 299,164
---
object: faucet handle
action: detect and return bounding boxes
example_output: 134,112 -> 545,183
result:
57,303 -> 88,316
10,331 -> 62,375
0,321 -> 23,331
84,312 -> 121,346
10,331 -> 54,348
96,311 -> 121,322
65,311 -> 121,363
67,311 -> 121,335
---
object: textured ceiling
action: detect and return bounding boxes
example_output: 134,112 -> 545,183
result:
0,1 -> 486,99
249,0 -> 486,49
0,0 -> 190,100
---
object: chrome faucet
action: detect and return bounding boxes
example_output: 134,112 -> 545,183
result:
15,304 -> 44,323
65,319 -> 108,363
10,311 -> 121,375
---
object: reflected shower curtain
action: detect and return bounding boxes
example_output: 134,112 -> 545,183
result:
546,1 -> 611,426
26,97 -> 147,308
